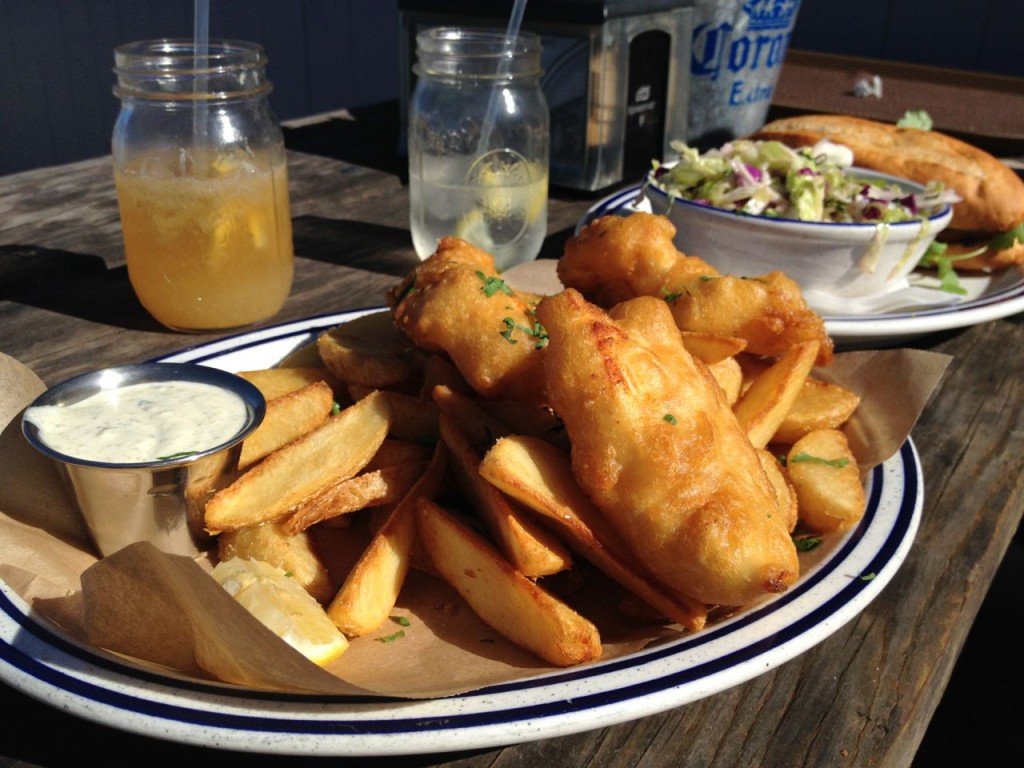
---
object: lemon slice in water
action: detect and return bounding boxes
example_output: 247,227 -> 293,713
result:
212,557 -> 349,666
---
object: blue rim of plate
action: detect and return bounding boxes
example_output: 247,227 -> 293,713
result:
0,310 -> 923,756
582,184 -> 1024,335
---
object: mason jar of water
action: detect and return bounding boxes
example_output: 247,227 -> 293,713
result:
408,27 -> 549,271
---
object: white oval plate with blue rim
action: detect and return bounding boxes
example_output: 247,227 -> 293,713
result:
581,184 -> 1024,347
0,310 -> 923,756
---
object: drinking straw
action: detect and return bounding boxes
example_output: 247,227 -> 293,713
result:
475,0 -> 528,155
193,0 -> 210,139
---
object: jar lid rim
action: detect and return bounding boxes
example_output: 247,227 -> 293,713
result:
114,38 -> 267,73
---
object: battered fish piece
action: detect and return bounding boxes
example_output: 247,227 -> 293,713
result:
535,289 -> 799,607
559,212 -> 718,306
560,213 -> 833,366
387,238 -> 547,404
668,272 -> 834,366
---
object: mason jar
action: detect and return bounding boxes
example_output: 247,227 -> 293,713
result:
112,39 -> 294,332
408,28 -> 549,271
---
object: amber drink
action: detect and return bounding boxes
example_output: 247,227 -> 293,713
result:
115,149 -> 293,330
113,39 -> 294,331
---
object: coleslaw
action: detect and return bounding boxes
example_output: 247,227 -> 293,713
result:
649,139 -> 958,224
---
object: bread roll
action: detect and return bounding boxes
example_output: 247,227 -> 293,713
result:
751,114 -> 1024,233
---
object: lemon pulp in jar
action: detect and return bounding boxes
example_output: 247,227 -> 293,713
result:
112,39 -> 294,332
115,148 -> 294,332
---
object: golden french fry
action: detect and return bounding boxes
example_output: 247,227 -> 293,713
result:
479,435 -> 707,631
419,354 -> 472,399
772,378 -> 861,444
326,443 -> 446,637
787,429 -> 866,533
217,521 -> 336,604
204,390 -> 391,533
706,355 -> 743,405
415,497 -> 603,667
733,341 -> 819,449
756,448 -> 798,534
236,367 -> 338,402
348,385 -> 439,445
439,413 -> 572,578
365,439 -> 435,469
239,380 -> 335,469
681,330 -> 748,363
284,460 -> 429,534
318,311 -> 414,388
431,384 -> 511,451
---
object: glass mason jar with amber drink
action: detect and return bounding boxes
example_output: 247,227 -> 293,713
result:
112,39 -> 294,332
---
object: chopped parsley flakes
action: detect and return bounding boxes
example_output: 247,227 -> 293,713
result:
499,317 -> 550,349
793,535 -> 822,552
476,271 -> 514,298
789,452 -> 850,468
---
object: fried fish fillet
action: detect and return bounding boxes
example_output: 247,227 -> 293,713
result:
559,213 -> 834,366
535,289 -> 799,607
668,271 -> 834,366
387,237 -> 547,404
558,211 -> 718,306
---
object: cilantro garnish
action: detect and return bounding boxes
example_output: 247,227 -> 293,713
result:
663,413 -> 678,425
789,452 -> 850,468
500,317 -> 549,349
376,629 -> 406,643
390,615 -> 411,627
476,271 -> 514,298
157,451 -> 198,461
793,535 -> 823,552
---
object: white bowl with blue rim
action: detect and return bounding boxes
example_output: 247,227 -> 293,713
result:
646,168 -> 954,308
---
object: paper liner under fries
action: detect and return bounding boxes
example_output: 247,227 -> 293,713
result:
0,329 -> 950,696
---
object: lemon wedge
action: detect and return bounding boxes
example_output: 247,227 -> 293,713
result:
212,557 -> 349,666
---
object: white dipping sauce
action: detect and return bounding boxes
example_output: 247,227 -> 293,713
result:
24,380 -> 249,464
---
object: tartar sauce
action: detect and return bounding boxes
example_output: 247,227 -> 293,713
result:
24,380 -> 249,464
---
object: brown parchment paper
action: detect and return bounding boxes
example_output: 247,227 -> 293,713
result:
0,327 -> 951,697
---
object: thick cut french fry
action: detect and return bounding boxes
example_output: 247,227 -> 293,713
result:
787,429 -> 866,533
439,413 -> 572,578
419,354 -> 473,399
733,340 -> 820,449
415,498 -> 603,667
431,384 -> 511,450
284,461 -> 429,534
217,521 -> 335,604
680,330 -> 748,363
756,448 -> 798,534
318,311 -> 414,388
237,367 -> 338,401
772,378 -> 861,444
326,442 -> 446,637
479,435 -> 707,631
239,380 -> 335,469
706,355 -> 743,405
204,391 -> 391,533
366,439 -> 435,469
348,385 -> 439,445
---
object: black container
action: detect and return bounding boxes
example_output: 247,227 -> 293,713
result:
398,0 -> 695,192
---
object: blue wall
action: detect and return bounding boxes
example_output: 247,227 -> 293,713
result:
1,0 -> 1021,175
0,0 -> 401,175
